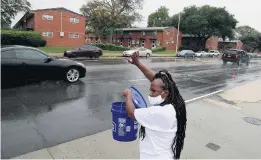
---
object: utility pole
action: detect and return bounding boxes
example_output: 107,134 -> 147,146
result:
175,12 -> 181,54
111,29 -> 113,44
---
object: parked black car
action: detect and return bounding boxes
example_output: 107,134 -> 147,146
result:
222,49 -> 250,66
1,45 -> 86,87
64,45 -> 103,58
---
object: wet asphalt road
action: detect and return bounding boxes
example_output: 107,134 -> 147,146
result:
2,58 -> 261,158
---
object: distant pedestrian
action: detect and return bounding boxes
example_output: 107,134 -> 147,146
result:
122,52 -> 187,159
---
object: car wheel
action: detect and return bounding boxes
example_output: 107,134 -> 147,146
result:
66,68 -> 80,83
94,53 -> 99,58
223,60 -> 227,65
146,53 -> 150,58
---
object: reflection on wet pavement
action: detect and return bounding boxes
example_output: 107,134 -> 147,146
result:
1,59 -> 261,158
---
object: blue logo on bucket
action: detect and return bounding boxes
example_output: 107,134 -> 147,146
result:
118,118 -> 126,136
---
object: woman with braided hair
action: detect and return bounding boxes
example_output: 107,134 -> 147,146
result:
122,52 -> 187,159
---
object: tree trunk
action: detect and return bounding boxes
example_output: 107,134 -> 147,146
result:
252,47 -> 257,52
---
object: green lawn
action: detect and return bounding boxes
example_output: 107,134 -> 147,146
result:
40,46 -> 176,57
39,46 -> 74,53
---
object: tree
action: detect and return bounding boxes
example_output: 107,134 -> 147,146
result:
241,34 -> 261,52
80,0 -> 144,41
147,6 -> 170,27
168,5 -> 238,50
1,0 -> 31,28
235,26 -> 261,52
236,25 -> 261,37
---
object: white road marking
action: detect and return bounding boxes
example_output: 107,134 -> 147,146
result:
185,90 -> 224,103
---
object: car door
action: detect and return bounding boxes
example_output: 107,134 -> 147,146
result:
88,46 -> 97,57
1,49 -> 24,86
139,48 -> 146,56
189,50 -> 194,56
15,48 -> 50,81
78,46 -> 89,57
72,46 -> 84,57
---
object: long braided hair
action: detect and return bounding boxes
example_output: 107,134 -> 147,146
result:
139,70 -> 187,159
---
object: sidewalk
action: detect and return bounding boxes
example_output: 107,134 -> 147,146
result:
13,79 -> 261,159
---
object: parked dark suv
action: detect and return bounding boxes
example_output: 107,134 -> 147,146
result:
222,49 -> 250,66
64,45 -> 103,58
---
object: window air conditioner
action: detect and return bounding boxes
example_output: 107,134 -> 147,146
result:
60,32 -> 64,37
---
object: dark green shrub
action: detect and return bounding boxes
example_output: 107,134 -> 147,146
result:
152,46 -> 166,52
1,30 -> 47,47
91,43 -> 129,51
179,45 -> 188,51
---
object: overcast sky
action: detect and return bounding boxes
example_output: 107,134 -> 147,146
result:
12,0 -> 261,32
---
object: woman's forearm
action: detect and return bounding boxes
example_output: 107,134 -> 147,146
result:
136,61 -> 155,82
125,94 -> 136,120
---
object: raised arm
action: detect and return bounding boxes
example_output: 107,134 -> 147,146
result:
128,51 -> 155,82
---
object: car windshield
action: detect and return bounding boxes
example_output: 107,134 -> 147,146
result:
181,50 -> 190,53
226,50 -> 238,54
72,47 -> 80,51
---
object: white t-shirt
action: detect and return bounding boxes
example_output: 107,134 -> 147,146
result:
134,104 -> 177,159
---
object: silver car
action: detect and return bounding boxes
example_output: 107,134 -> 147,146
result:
177,50 -> 195,58
208,50 -> 220,57
123,47 -> 152,57
247,52 -> 258,58
195,51 -> 209,57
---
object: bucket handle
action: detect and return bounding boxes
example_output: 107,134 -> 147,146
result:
120,101 -> 124,114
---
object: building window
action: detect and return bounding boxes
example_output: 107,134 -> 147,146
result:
141,40 -> 145,47
69,33 -> 79,39
120,40 -> 123,46
166,41 -> 170,45
141,31 -> 145,36
136,40 -> 139,44
42,32 -> 53,37
128,39 -> 132,47
132,40 -> 135,45
42,14 -> 53,20
152,40 -> 156,48
166,31 -> 170,35
70,18 -> 79,23
152,31 -> 157,36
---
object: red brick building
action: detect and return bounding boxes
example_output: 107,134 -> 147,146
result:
13,7 -> 86,46
87,27 -> 182,50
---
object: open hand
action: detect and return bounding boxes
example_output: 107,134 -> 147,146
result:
128,51 -> 140,65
